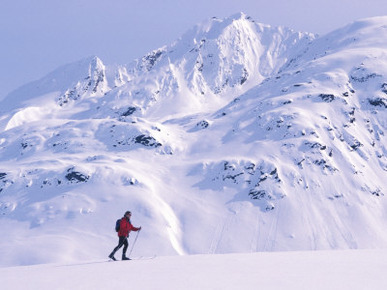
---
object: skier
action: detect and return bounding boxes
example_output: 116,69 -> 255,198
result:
109,211 -> 141,261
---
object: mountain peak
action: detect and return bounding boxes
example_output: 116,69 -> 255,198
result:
1,56 -> 108,111
130,13 -> 314,105
189,11 -> 263,41
226,11 -> 255,23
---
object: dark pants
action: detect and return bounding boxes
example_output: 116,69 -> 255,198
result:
111,236 -> 129,257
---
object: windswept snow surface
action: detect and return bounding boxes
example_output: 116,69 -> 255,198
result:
1,250 -> 387,290
0,13 -> 387,267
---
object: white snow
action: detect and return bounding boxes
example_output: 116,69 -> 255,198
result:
0,14 -> 386,290
1,250 -> 387,290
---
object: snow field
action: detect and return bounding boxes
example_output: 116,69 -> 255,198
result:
1,250 -> 387,290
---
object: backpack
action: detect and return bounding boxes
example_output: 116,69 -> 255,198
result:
115,219 -> 121,232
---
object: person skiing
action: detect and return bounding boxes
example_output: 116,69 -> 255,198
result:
109,211 -> 141,261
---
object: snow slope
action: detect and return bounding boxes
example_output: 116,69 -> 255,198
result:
0,13 -> 386,267
1,250 -> 387,290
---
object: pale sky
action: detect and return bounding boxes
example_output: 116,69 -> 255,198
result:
1,0 -> 387,99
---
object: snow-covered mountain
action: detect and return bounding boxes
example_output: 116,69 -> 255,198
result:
0,13 -> 386,266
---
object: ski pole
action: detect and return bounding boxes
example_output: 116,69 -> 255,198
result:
128,229 -> 141,257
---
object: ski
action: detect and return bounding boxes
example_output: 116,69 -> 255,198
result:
130,255 -> 156,260
108,255 -> 156,262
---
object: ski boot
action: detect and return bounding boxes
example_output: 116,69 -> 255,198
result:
109,252 -> 117,261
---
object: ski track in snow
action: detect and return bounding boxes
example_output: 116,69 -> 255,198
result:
209,211 -> 237,254
1,250 -> 387,290
263,205 -> 281,251
249,209 -> 261,252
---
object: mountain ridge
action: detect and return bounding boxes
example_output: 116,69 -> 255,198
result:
0,13 -> 386,266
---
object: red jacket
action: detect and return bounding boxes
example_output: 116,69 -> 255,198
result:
118,217 -> 140,237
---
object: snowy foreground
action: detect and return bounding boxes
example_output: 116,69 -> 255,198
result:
1,250 -> 387,290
